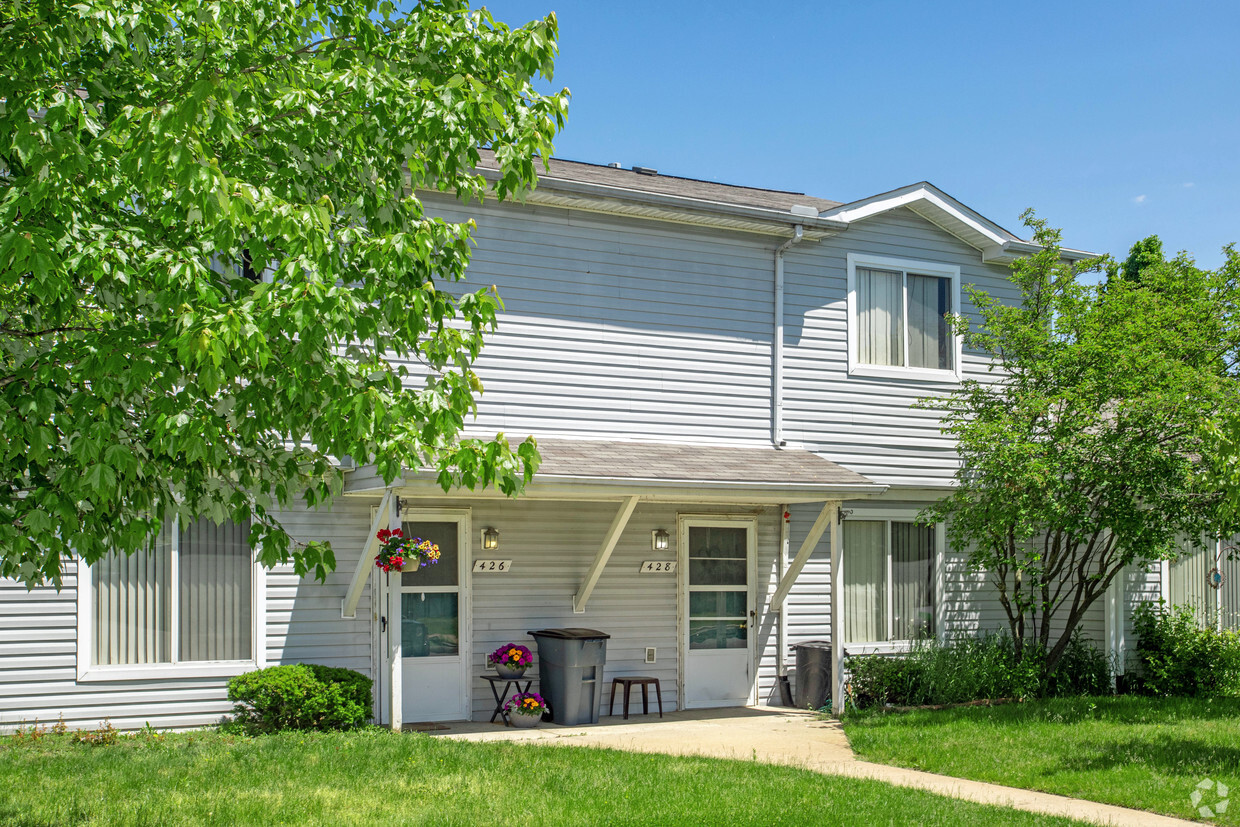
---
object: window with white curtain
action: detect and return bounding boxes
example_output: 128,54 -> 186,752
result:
90,517 -> 254,669
843,519 -> 936,644
847,253 -> 960,380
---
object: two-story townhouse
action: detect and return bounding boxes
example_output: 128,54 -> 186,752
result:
3,155 -> 1187,731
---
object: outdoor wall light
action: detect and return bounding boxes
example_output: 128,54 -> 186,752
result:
482,527 -> 500,551
651,529 -> 670,551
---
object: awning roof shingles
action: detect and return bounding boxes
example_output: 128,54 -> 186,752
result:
533,438 -> 874,488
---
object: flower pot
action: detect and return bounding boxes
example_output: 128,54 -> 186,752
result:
494,662 -> 528,680
508,711 -> 540,728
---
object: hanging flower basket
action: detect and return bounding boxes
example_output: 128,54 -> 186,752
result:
505,691 -> 547,727
488,643 -> 533,678
374,528 -> 441,573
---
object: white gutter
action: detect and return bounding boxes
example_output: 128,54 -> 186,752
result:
773,225 -> 804,448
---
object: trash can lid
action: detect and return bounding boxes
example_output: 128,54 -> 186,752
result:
793,640 -> 832,649
527,627 -> 611,640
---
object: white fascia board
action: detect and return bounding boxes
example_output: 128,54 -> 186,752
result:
824,184 -> 1012,247
342,468 -> 887,504
982,240 -> 1099,265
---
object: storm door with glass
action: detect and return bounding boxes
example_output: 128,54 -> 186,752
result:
680,518 -> 756,708
399,516 -> 469,722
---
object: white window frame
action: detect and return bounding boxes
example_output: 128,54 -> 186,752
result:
841,507 -> 944,654
846,252 -> 963,382
76,517 -> 266,681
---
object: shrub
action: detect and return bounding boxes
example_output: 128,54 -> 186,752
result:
226,664 -> 373,734
1131,601 -> 1240,697
845,631 -> 1111,710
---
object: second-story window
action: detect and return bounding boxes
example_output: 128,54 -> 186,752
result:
846,253 -> 961,381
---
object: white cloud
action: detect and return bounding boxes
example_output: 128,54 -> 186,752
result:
1132,194 -> 1147,204
1184,182 -> 1195,188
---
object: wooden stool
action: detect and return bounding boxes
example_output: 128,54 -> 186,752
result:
608,676 -> 663,719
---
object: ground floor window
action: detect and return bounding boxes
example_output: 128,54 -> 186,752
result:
843,520 -> 936,644
91,517 -> 254,667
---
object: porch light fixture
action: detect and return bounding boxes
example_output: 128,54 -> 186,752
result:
482,527 -> 500,551
651,529 -> 670,551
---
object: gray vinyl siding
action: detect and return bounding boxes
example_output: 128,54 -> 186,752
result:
776,498 -> 1114,701
418,196 -> 776,445
0,567 -> 233,732
264,498 -> 375,673
0,498 -> 376,733
416,198 -> 1020,491
397,497 -> 781,720
782,208 -> 1019,488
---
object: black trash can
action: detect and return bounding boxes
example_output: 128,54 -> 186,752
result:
528,628 -> 610,725
793,640 -> 833,710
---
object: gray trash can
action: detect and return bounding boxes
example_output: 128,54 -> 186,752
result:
528,628 -> 610,725
793,640 -> 832,710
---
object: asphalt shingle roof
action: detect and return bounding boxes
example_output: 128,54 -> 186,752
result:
475,149 -> 840,213
533,438 -> 874,488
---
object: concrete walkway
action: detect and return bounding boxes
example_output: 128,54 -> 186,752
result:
429,707 -> 1199,827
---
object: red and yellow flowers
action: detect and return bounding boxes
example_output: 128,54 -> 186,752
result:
374,528 -> 442,573
487,643 -> 533,668
505,691 -> 547,717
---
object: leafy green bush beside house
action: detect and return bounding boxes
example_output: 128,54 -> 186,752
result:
846,632 -> 1111,710
1130,601 -> 1240,697
225,664 -> 373,734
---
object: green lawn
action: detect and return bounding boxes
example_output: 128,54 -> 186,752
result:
0,728 -> 1088,826
844,695 -> 1240,825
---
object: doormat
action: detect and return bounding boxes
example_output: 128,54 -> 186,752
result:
403,722 -> 451,732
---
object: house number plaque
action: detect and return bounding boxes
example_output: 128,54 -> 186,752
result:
472,559 -> 512,573
639,561 -> 676,573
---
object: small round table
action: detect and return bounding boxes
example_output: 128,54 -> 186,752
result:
480,674 -> 534,726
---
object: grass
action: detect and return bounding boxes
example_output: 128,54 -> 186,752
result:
0,727 -> 1090,826
843,695 -> 1240,825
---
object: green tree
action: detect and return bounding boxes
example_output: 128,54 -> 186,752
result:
923,214 -> 1240,675
1110,235 -> 1165,285
1,0 -> 568,587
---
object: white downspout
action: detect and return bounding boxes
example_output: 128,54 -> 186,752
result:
773,225 -> 804,448
776,505 -> 790,679
1218,535 -> 1225,634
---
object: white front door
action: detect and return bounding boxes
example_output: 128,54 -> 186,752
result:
680,517 -> 756,709
399,512 -> 470,722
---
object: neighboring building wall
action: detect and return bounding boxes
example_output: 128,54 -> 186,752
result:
1168,536 -> 1240,631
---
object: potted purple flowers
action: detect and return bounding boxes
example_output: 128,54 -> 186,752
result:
505,691 -> 547,728
488,643 -> 533,679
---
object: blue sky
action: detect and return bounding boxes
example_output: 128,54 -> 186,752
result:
486,1 -> 1239,268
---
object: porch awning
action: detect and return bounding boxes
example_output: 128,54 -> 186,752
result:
343,437 -> 884,504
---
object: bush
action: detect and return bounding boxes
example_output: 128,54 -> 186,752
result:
1131,601 -> 1240,697
845,631 -> 1111,710
226,664 -> 373,734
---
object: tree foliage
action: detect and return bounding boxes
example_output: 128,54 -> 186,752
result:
923,215 -> 1240,674
1,0 -> 568,586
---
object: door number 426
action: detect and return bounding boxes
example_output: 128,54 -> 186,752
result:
472,559 -> 512,572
